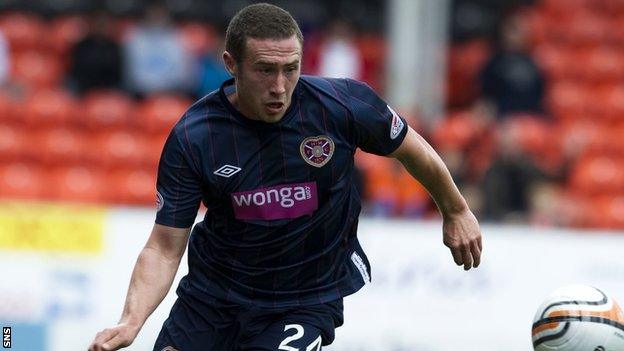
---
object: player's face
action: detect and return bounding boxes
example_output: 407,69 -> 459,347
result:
225,35 -> 301,123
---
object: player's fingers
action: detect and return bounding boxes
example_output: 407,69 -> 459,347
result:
89,329 -> 118,351
101,333 -> 127,351
471,240 -> 481,268
450,245 -> 463,266
461,244 -> 473,271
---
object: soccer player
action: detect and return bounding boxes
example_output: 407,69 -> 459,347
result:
88,3 -> 482,351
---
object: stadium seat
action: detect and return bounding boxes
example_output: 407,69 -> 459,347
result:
145,134 -> 168,169
446,39 -> 491,106
23,89 -> 77,127
0,124 -> 27,162
47,166 -> 105,203
135,94 -> 191,134
577,196 -> 624,229
11,51 -> 64,88
0,13 -> 46,52
90,130 -> 149,168
179,22 -> 218,56
364,158 -> 399,216
431,111 -> 479,151
502,115 -> 553,156
357,34 -> 386,90
579,47 -> 624,83
586,84 -> 624,121
48,15 -> 88,55
397,170 -> 429,217
0,163 -> 44,200
35,128 -> 88,166
80,90 -> 135,130
0,92 -> 17,124
569,155 -> 624,195
546,82 -> 589,120
532,44 -> 574,80
107,168 -> 156,205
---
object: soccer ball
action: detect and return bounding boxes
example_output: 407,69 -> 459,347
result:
532,285 -> 624,351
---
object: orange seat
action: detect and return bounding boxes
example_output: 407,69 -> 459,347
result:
144,133 -> 169,169
23,89 -> 77,127
569,155 -> 624,195
432,111 -> 479,151
11,51 -> 64,88
0,163 -> 44,200
81,90 -> 135,130
48,166 -> 105,203
561,14 -> 609,46
48,15 -> 88,55
178,22 -> 217,56
90,130 -> 149,168
546,82 -> 589,120
108,168 -> 156,205
576,196 -> 624,229
503,115 -> 553,156
0,92 -> 18,124
364,158 -> 399,201
396,169 -> 429,217
0,124 -> 27,161
579,47 -> 624,83
586,85 -> 624,121
35,128 -> 88,166
135,94 -> 191,134
0,13 -> 46,52
532,44 -> 573,80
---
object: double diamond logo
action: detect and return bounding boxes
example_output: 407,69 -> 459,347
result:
214,164 -> 241,178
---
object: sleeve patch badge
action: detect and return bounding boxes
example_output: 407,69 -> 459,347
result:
388,105 -> 405,140
156,190 -> 164,212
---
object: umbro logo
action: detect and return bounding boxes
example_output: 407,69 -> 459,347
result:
214,164 -> 241,178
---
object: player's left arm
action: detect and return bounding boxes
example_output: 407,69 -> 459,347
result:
389,126 -> 482,270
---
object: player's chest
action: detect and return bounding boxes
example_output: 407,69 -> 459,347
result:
203,122 -> 352,198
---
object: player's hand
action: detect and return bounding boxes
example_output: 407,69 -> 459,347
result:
442,208 -> 482,271
88,323 -> 140,351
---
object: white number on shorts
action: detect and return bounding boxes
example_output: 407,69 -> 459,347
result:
278,324 -> 304,351
305,335 -> 322,351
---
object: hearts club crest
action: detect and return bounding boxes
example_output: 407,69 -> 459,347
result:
300,135 -> 335,168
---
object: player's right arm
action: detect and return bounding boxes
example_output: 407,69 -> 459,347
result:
88,223 -> 190,351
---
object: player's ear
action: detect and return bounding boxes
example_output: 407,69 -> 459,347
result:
223,51 -> 237,77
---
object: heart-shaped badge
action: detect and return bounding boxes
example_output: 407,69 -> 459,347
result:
299,135 -> 335,168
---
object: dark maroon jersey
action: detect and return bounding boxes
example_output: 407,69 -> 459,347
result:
155,76 -> 408,307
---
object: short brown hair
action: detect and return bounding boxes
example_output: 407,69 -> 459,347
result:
225,3 -> 304,62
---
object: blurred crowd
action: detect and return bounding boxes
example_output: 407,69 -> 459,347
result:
442,0 -> 624,229
0,0 -> 622,229
0,2 -> 390,215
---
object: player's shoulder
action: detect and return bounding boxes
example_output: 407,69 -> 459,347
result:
299,75 -> 377,103
171,90 -> 228,137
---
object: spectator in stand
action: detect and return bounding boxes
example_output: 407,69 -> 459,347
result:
67,10 -> 122,94
195,34 -> 231,97
481,120 -> 546,222
317,19 -> 362,79
123,2 -> 192,96
479,13 -> 545,120
0,29 -> 9,87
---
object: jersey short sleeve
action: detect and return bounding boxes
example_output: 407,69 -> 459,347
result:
346,79 -> 408,155
155,127 -> 202,228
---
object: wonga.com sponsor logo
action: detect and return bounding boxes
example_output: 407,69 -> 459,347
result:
231,182 -> 317,220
